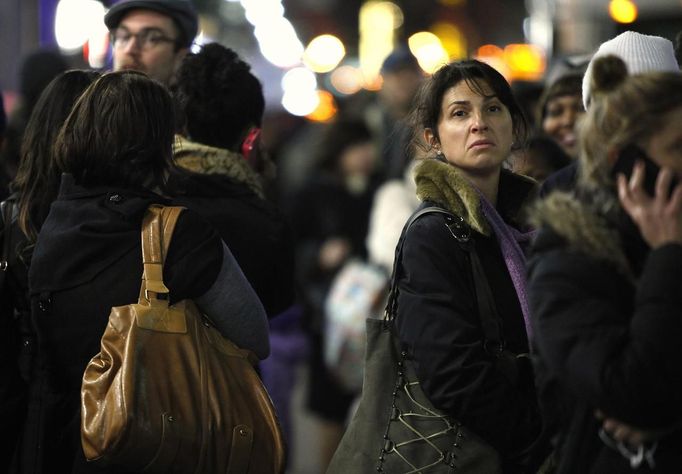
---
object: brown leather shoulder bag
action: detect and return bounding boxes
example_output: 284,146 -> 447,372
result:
81,204 -> 285,473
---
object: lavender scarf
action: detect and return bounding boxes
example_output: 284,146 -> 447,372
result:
478,193 -> 536,340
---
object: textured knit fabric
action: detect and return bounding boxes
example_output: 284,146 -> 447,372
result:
582,31 -> 679,109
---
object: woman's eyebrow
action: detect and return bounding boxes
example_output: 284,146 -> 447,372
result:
447,100 -> 471,107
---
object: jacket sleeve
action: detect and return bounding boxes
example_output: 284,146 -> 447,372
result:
395,215 -> 542,462
195,241 -> 270,360
527,240 -> 682,428
164,210 -> 269,359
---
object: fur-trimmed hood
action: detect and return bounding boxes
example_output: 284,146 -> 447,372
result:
173,135 -> 265,199
414,158 -> 537,236
529,190 -> 631,276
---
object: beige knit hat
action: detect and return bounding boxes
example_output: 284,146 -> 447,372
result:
582,31 -> 679,109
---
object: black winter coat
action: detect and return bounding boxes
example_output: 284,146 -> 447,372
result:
395,159 -> 548,473
0,195 -> 32,472
169,171 -> 296,317
528,186 -> 682,473
18,176 -> 222,474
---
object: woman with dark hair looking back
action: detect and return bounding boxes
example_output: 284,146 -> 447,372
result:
392,59 -> 548,472
20,70 -> 268,473
0,69 -> 100,471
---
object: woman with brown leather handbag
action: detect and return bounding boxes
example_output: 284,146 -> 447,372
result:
23,71 -> 281,474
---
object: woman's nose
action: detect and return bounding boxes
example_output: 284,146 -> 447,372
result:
471,112 -> 489,132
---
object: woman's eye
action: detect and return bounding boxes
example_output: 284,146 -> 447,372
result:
546,106 -> 562,117
452,110 -> 466,117
488,104 -> 502,112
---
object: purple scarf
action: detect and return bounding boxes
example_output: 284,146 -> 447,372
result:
478,193 -> 535,340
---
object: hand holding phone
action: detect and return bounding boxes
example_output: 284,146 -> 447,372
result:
616,146 -> 682,248
611,144 -> 668,197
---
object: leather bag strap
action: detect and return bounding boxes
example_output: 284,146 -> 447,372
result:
385,206 -> 505,350
140,205 -> 184,301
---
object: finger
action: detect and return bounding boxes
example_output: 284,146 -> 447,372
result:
629,160 -> 645,192
612,425 -> 635,444
602,418 -> 618,433
617,174 -> 634,210
626,431 -> 646,446
655,167 -> 674,200
668,181 -> 682,212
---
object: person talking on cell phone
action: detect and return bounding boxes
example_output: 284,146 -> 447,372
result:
526,55 -> 682,473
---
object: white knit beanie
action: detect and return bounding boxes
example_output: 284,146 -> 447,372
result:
582,31 -> 679,109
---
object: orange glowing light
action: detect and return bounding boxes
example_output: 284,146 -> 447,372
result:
306,90 -> 338,122
504,44 -> 546,81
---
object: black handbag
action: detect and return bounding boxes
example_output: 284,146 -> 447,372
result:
327,207 -> 515,474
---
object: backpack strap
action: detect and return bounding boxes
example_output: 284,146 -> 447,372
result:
385,206 -> 505,354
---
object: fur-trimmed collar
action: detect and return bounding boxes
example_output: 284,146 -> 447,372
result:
414,158 -> 536,236
529,190 -> 632,277
173,135 -> 265,199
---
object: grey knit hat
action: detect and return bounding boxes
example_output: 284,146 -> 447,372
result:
582,31 -> 679,109
104,0 -> 198,48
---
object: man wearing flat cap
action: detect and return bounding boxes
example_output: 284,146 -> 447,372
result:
104,0 -> 198,85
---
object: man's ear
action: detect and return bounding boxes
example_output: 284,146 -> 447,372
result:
173,48 -> 190,71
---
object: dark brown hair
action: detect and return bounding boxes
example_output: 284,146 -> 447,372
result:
55,70 -> 176,190
409,59 -> 528,155
536,73 -> 583,123
173,43 -> 264,150
13,69 -> 101,241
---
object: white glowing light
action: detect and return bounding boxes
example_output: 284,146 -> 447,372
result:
281,89 -> 320,116
244,3 -> 285,25
281,67 -> 318,93
408,31 -> 449,74
56,0 -> 106,51
255,18 -> 304,68
303,35 -> 346,73
330,65 -> 364,95
191,31 -> 209,54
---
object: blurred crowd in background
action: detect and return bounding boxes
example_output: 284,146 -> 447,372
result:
1,1 -> 682,473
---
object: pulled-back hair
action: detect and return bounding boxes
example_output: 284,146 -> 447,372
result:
536,73 -> 583,123
173,43 -> 265,151
55,70 -> 176,190
409,59 -> 528,156
14,69 -> 101,241
579,55 -> 682,192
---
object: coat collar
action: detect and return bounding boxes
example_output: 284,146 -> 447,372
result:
414,158 -> 537,236
173,135 -> 264,199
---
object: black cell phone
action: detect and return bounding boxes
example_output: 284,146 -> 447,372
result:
611,143 -> 677,197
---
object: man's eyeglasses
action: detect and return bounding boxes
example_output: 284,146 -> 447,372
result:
111,28 -> 177,50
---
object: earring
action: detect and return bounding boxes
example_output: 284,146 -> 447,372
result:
436,149 -> 444,157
